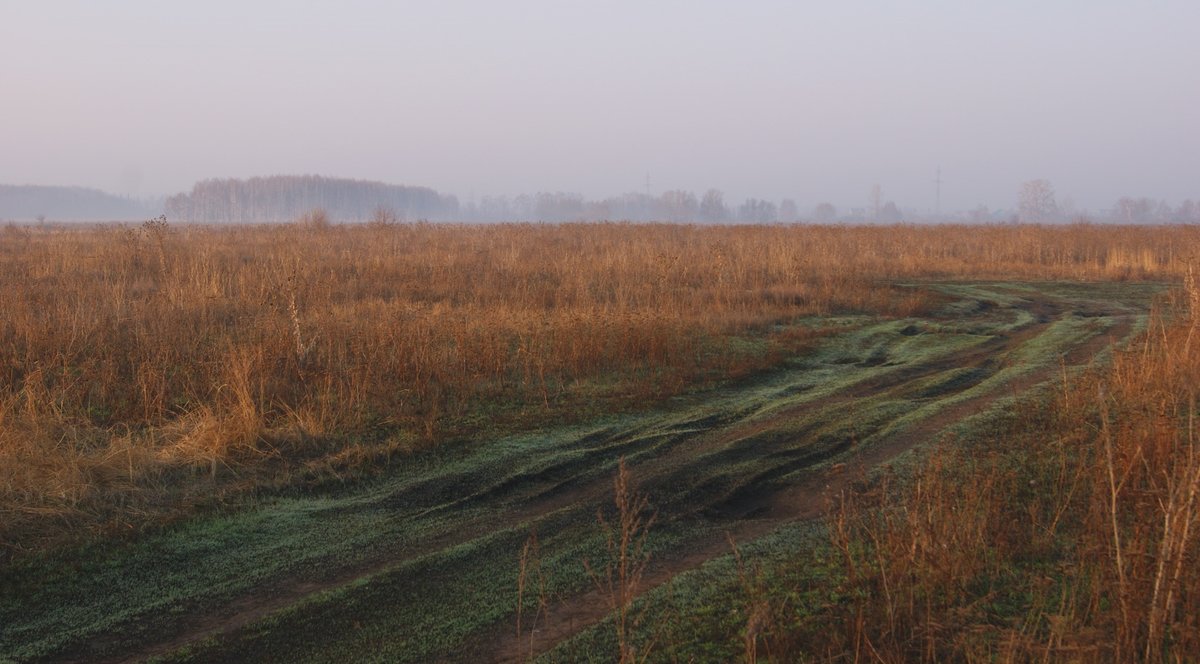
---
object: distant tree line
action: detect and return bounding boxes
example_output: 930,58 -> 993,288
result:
11,174 -> 1197,225
456,189 -> 898,223
1111,196 -> 1200,223
1017,179 -> 1200,224
0,185 -> 151,221
163,175 -> 459,223
0,178 -> 900,224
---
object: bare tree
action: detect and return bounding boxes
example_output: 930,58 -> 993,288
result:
1114,197 -> 1155,223
1154,199 -> 1173,222
1175,200 -> 1198,223
1018,179 -> 1058,223
879,201 -> 902,222
814,202 -> 837,222
660,190 -> 698,222
779,199 -> 798,222
699,189 -> 728,223
738,199 -> 777,223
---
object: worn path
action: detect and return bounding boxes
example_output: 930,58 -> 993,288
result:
0,282 -> 1157,663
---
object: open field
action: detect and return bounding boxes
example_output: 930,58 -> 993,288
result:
1,222 -> 1198,662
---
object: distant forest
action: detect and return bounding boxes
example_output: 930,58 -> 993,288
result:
163,175 -> 459,222
0,185 -> 151,221
4,175 -> 1197,225
452,190 -> 899,224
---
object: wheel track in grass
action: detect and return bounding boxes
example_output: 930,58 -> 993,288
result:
3,283 -> 1148,664
108,290 -> 1131,663
479,296 -> 1136,663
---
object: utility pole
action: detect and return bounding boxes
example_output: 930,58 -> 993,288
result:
645,172 -> 651,198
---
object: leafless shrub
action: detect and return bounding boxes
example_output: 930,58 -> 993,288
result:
298,207 -> 331,230
369,205 -> 400,227
584,458 -> 658,663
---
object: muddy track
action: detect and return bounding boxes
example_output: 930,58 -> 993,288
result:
478,301 -> 1135,662
8,283 -> 1148,664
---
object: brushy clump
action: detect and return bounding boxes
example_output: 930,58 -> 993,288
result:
0,221 -> 1194,556
752,271 -> 1200,662
584,458 -> 659,664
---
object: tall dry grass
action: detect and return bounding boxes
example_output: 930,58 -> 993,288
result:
771,266 -> 1200,662
0,220 -> 1195,555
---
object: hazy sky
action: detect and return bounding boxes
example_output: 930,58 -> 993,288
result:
3,1 -> 1197,212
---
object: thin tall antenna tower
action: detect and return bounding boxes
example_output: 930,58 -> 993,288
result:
935,166 -> 943,217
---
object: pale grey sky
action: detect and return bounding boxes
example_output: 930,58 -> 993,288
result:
2,1 -> 1197,212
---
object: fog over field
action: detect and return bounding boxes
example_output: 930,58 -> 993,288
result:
7,5 -> 1200,662
2,1 -> 1198,216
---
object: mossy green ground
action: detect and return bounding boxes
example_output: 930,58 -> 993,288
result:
0,282 -> 1160,663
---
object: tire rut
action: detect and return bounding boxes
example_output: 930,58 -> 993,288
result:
68,289 -> 1133,664
476,308 -> 1135,663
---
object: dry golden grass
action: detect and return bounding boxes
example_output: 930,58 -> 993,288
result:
785,272 -> 1200,662
0,220 -> 1195,554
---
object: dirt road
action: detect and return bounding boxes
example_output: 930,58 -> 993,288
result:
0,281 -> 1156,663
